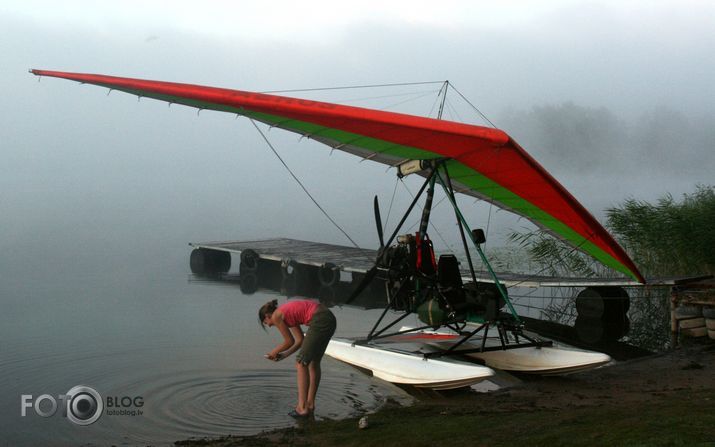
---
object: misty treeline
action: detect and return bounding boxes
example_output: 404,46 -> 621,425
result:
499,102 -> 714,175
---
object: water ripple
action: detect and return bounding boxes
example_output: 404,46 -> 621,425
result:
98,363 -> 406,444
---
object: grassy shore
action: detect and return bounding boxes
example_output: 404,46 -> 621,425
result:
177,343 -> 715,446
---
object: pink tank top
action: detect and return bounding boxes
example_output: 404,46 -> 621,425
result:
278,300 -> 320,327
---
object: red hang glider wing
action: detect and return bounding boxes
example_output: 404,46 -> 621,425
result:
30,69 -> 645,283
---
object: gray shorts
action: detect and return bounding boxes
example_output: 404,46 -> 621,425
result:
296,309 -> 336,365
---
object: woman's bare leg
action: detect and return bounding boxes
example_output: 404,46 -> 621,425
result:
296,361 -> 309,414
307,360 -> 321,413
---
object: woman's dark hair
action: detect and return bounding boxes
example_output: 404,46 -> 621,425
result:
258,299 -> 279,330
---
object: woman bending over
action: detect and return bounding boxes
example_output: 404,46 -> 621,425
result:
259,298 -> 336,417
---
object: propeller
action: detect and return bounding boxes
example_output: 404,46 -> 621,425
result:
346,172 -> 436,306
346,196 -> 387,305
374,195 -> 385,248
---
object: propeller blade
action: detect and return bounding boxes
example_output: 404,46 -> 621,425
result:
374,195 -> 385,248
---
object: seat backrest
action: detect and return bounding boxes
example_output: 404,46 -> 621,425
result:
437,254 -> 463,289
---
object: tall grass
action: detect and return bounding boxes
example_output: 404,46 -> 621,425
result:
606,184 -> 715,277
507,231 -> 600,278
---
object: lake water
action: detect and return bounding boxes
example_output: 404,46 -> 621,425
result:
0,257 -> 417,446
1,235 -> 661,446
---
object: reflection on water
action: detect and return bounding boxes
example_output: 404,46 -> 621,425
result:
0,268 -> 412,446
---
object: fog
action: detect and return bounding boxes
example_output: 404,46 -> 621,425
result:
499,103 -> 715,212
1,1 -> 713,278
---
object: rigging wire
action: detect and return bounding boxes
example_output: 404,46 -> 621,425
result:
444,97 -> 465,124
447,83 -> 498,128
261,80 -> 445,95
332,88 -> 440,105
249,119 -> 363,252
427,89 -> 443,118
382,177 -> 401,235
443,84 -> 504,267
398,180 -> 453,250
382,90 -> 444,112
484,198 -> 495,248
436,81 -> 449,120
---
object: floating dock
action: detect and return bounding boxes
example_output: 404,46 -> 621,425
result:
190,238 -> 376,273
188,237 -> 701,288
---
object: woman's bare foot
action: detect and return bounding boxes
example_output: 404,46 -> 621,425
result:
294,406 -> 310,416
289,408 -> 310,418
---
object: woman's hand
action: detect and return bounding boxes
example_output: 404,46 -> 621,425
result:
264,313 -> 302,362
265,351 -> 283,361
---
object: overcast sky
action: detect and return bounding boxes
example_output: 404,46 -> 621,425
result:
1,0 -> 713,275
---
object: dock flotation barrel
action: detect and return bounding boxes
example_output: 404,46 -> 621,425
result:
576,287 -> 630,320
240,249 -> 260,273
238,249 -> 260,294
575,315 -> 630,344
190,248 -> 231,275
240,272 -> 258,295
574,286 -> 631,343
318,263 -> 340,288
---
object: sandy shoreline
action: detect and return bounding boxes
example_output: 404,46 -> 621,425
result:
176,342 -> 715,446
